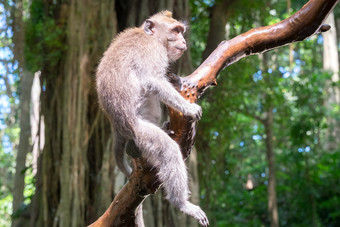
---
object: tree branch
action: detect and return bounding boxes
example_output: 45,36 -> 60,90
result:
89,0 -> 339,226
168,0 -> 338,159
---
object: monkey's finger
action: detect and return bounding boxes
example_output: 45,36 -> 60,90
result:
200,214 -> 209,226
202,216 -> 209,226
196,112 -> 202,120
204,218 -> 210,226
203,219 -> 210,226
198,219 -> 205,226
196,212 -> 208,226
198,108 -> 203,118
199,219 -> 209,227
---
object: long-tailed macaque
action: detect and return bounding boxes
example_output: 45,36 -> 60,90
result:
96,11 -> 209,226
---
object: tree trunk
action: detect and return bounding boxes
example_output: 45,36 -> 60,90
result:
264,108 -> 279,227
322,12 -> 340,151
30,1 -> 117,226
11,1 -> 34,225
202,0 -> 236,60
12,70 -> 34,227
260,50 -> 280,227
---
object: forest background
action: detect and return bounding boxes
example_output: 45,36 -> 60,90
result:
0,0 -> 339,226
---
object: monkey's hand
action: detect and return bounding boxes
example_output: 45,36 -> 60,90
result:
184,103 -> 202,120
179,201 -> 209,226
161,121 -> 175,135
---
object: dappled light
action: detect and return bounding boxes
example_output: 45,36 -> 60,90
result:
1,0 -> 340,226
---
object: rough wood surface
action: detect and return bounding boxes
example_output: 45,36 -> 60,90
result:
89,0 -> 339,226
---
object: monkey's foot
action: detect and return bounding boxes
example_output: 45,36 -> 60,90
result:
179,202 -> 209,226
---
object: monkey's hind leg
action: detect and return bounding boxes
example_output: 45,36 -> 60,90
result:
133,119 -> 209,226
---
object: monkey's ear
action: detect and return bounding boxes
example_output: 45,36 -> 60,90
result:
144,19 -> 155,35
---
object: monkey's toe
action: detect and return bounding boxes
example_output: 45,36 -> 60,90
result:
179,202 -> 209,226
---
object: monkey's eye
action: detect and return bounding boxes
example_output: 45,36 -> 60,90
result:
172,26 -> 183,34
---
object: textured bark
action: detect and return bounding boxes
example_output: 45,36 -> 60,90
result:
31,1 -> 117,226
90,0 -> 339,226
12,1 -> 34,226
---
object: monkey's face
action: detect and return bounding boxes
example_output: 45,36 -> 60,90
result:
166,24 -> 187,62
143,15 -> 187,62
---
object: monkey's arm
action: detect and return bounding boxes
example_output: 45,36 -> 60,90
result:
147,78 -> 202,120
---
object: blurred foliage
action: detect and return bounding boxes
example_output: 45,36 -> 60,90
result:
190,0 -> 212,67
191,0 -> 340,226
0,145 -> 15,227
0,0 -> 35,225
0,1 -> 19,226
25,0 -> 67,72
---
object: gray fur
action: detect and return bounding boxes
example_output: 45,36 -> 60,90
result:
96,11 -> 209,226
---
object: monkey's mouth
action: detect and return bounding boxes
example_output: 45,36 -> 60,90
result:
175,46 -> 187,51
168,47 -> 186,61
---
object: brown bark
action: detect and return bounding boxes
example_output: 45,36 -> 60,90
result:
89,0 -> 339,226
54,1 -> 117,226
31,1 -> 117,226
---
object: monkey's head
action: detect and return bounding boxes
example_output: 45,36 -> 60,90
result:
142,11 -> 187,62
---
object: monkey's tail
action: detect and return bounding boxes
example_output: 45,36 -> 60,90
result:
114,134 -> 132,177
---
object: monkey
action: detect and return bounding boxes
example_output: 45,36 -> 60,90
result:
96,11 -> 209,226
